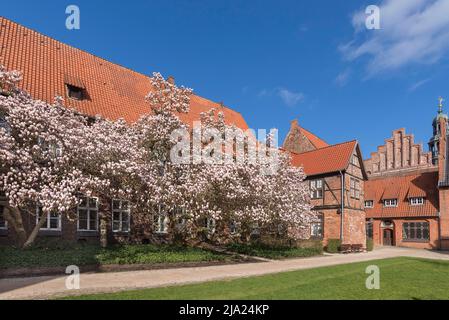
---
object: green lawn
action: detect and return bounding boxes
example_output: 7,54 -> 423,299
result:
226,242 -> 322,259
66,257 -> 449,300
0,244 -> 230,269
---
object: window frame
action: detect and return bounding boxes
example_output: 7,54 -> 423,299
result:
402,222 -> 430,242
66,84 -> 85,101
383,199 -> 398,207
310,179 -> 324,199
154,204 -> 168,234
350,178 -> 361,199
36,206 -> 61,231
112,199 -> 131,233
77,196 -> 99,232
0,204 -> 7,230
364,200 -> 374,208
410,197 -> 425,206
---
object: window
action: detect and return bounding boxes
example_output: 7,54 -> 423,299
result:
204,218 -> 216,234
0,113 -> 10,134
403,222 -> 430,241
112,199 -> 130,232
0,204 -> 7,229
229,220 -> 239,234
78,196 -> 98,231
410,197 -> 424,206
310,179 -> 323,199
366,221 -> 373,239
364,200 -> 374,208
36,206 -> 61,231
310,213 -> 323,238
38,137 -> 62,158
66,84 -> 85,100
350,178 -> 361,199
351,155 -> 358,166
154,205 -> 168,234
251,222 -> 260,236
383,199 -> 398,207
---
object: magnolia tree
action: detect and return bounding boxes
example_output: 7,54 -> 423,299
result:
0,68 -> 149,247
0,67 -> 316,248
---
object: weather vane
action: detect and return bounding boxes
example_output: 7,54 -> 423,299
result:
439,96 -> 444,113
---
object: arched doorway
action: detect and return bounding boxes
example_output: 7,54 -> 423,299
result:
383,229 -> 394,246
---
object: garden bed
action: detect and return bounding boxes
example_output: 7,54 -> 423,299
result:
225,242 -> 323,260
0,244 -> 240,278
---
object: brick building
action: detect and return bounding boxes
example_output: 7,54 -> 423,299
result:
284,120 -> 367,247
0,17 -> 251,245
364,99 -> 449,249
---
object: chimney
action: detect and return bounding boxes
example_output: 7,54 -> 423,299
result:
290,118 -> 299,129
167,76 -> 175,85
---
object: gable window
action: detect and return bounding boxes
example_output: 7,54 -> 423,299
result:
36,206 -> 61,231
403,222 -> 429,241
0,204 -> 7,229
66,84 -> 86,101
364,200 -> 374,208
410,197 -> 424,206
78,196 -> 98,231
351,155 -> 358,166
350,178 -> 361,199
112,200 -> 130,233
383,199 -> 398,207
310,179 -> 323,199
154,205 -> 168,234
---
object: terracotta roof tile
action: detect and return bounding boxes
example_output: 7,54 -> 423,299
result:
365,171 -> 439,218
0,17 -> 249,130
290,140 -> 357,176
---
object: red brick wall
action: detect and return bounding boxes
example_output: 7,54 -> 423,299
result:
370,218 -> 439,249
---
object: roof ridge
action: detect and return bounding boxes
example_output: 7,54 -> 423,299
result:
0,17 -> 152,80
289,139 -> 357,156
0,16 -> 245,119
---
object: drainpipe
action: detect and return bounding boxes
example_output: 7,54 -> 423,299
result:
438,211 -> 442,250
340,171 -> 345,243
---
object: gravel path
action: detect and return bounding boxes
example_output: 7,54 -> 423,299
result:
1,246 -> 448,300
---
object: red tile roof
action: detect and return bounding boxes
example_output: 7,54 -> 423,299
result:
0,17 -> 249,130
365,171 -> 439,218
290,140 -> 357,176
299,126 -> 329,149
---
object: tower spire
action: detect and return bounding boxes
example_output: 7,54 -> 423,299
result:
439,96 -> 444,114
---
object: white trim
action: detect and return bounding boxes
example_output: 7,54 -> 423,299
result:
77,196 -> 99,232
383,199 -> 398,207
36,206 -> 62,231
364,200 -> 374,208
410,197 -> 425,206
112,199 -> 131,233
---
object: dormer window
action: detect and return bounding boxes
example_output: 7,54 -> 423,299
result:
410,197 -> 424,206
383,199 -> 398,207
364,200 -> 374,208
66,84 -> 85,100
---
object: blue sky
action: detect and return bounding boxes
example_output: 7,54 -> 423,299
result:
3,0 -> 449,158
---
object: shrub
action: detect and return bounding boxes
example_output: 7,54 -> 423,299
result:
366,239 -> 374,251
326,239 -> 341,253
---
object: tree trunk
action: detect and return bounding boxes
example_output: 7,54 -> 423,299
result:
22,213 -> 48,248
3,205 -> 28,247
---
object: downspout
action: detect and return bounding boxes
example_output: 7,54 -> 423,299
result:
340,170 -> 345,243
438,211 -> 442,250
